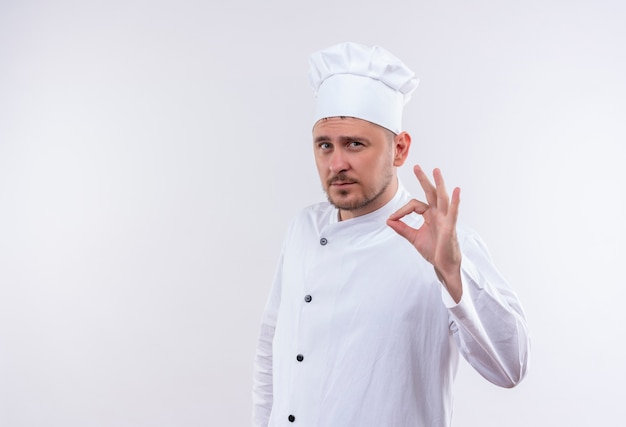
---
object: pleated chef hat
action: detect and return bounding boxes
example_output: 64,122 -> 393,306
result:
308,41 -> 419,134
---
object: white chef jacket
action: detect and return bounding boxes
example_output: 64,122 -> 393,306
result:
253,184 -> 530,427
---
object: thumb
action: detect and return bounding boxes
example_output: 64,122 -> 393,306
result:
386,218 -> 417,243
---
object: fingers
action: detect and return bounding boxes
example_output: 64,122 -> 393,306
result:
449,187 -> 461,224
397,165 -> 461,224
413,165 -> 437,207
433,168 -> 449,214
388,198 -> 429,221
386,217 -> 415,242
414,165 -> 453,215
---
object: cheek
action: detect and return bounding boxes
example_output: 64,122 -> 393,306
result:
367,152 -> 390,170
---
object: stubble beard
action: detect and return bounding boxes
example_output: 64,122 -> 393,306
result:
324,168 -> 394,213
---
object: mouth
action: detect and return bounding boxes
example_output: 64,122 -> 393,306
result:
329,181 -> 357,190
329,174 -> 357,186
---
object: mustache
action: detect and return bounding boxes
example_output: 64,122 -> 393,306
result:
327,172 -> 358,186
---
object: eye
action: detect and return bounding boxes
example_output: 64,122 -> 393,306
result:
348,140 -> 363,148
318,142 -> 332,150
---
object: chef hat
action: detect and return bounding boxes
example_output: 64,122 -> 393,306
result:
308,41 -> 419,134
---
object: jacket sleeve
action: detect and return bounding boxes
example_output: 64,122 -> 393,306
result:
252,251 -> 284,427
444,228 -> 530,388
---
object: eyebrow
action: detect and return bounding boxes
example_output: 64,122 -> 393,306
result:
314,136 -> 331,144
313,135 -> 371,144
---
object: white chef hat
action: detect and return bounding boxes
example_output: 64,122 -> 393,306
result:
308,41 -> 419,134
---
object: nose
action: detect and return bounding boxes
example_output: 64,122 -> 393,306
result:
329,148 -> 349,174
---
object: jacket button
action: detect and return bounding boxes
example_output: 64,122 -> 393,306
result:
296,354 -> 304,362
320,237 -> 327,245
288,414 -> 295,422
304,295 -> 312,303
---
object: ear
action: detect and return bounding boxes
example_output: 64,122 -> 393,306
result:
393,131 -> 412,166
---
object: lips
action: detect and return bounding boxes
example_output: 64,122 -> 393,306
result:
328,174 -> 357,187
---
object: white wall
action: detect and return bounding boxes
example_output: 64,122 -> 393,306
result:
1,1 -> 625,425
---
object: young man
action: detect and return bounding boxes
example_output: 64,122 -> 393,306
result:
253,42 -> 530,427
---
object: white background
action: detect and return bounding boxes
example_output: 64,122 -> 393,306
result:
1,0 -> 625,426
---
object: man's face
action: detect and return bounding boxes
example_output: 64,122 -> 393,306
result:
313,117 -> 405,220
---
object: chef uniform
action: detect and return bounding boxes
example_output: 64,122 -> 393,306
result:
252,42 -> 530,427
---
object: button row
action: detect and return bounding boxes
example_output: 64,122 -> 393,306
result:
291,262 -> 318,424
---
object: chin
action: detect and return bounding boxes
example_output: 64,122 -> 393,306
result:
331,197 -> 366,211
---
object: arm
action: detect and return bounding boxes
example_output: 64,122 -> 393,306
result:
446,231 -> 529,387
252,253 -> 283,426
387,165 -> 530,387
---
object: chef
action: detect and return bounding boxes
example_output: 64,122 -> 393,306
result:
252,41 -> 530,427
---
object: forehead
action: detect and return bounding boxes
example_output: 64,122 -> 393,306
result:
312,116 -> 384,138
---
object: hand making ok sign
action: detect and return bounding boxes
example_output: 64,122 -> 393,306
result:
387,165 -> 463,303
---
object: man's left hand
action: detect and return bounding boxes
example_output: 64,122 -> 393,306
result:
386,165 -> 463,303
